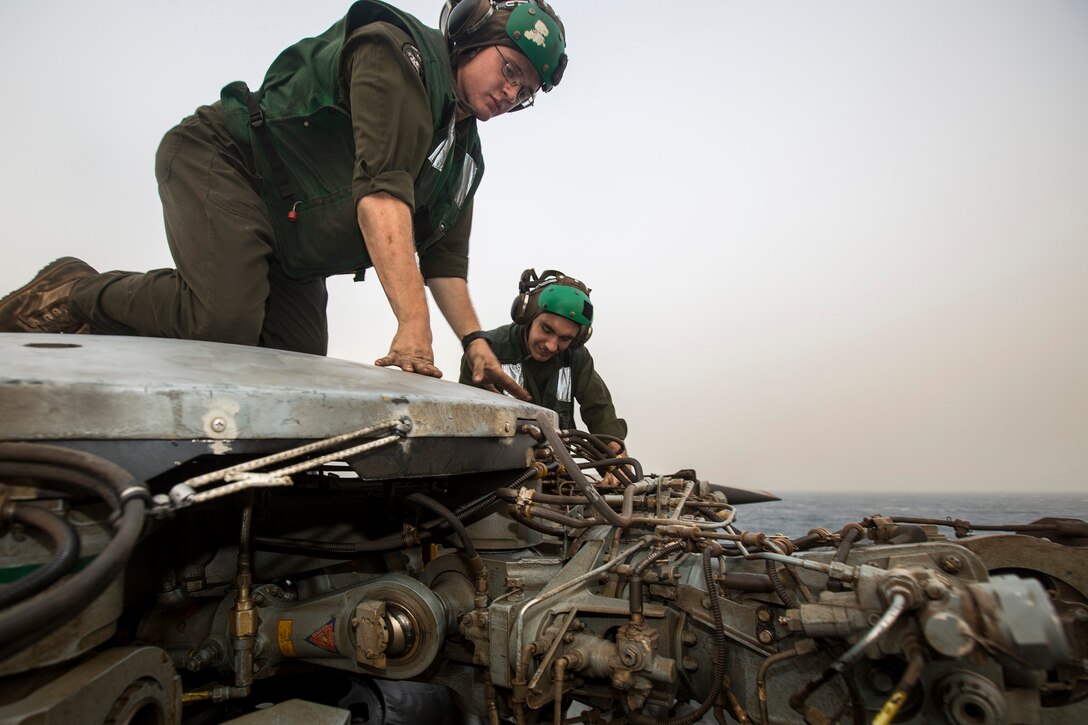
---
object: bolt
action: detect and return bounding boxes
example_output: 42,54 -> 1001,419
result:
925,582 -> 946,600
681,630 -> 698,646
701,597 -> 712,610
758,630 -> 774,644
777,616 -> 789,626
757,609 -> 772,623
1073,607 -> 1088,623
682,656 -> 699,671
210,417 -> 227,433
868,668 -> 896,693
940,555 -> 962,574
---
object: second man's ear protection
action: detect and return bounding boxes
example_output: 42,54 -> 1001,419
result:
510,268 -> 593,348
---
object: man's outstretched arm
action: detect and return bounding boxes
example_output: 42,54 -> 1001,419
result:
428,276 -> 530,401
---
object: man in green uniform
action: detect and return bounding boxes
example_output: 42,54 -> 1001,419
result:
0,0 -> 566,398
459,269 -> 628,450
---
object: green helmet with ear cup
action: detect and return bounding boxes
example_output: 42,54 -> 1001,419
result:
510,268 -> 593,347
537,283 -> 592,327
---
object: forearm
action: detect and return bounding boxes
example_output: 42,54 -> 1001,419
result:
358,193 -> 429,334
427,276 -> 482,339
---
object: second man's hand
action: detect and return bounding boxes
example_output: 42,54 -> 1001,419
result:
467,338 -> 531,401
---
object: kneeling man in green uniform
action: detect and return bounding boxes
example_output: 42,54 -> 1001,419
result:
459,269 -> 627,454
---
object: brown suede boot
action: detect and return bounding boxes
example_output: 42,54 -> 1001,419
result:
0,257 -> 99,334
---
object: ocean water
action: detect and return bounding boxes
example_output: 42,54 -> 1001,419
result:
728,491 -> 1088,538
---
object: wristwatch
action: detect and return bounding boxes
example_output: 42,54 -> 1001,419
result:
460,330 -> 491,352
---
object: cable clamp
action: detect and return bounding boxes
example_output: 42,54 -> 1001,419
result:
118,484 -> 151,507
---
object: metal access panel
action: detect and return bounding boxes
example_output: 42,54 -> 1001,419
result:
0,333 -> 557,480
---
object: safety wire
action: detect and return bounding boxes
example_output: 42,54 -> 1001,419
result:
163,418 -> 409,509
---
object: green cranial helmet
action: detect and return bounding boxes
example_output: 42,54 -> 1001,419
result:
444,1 -> 567,93
510,268 -> 593,347
537,283 -> 592,327
506,2 -> 567,92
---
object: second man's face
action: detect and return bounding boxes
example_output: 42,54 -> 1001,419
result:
526,312 -> 580,362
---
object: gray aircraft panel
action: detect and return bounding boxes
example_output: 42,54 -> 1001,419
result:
0,334 -> 556,442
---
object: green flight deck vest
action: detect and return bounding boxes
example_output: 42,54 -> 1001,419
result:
220,0 -> 484,280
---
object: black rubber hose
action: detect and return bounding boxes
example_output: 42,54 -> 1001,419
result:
405,493 -> 478,561
628,541 -> 687,616
834,526 -> 862,564
539,413 -> 634,528
518,505 -> 603,529
560,431 -> 641,483
561,430 -> 615,460
0,498 -> 144,661
0,443 -> 135,502
0,503 -> 81,609
453,465 -> 541,522
254,467 -> 542,557
0,443 -> 147,661
791,532 -> 824,551
405,492 -> 487,594
631,547 -> 727,725
766,559 -> 799,608
0,462 -> 120,508
508,507 -> 566,537
828,525 -> 862,593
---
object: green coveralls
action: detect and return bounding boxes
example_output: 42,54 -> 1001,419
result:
459,323 -> 628,439
69,1 -> 480,355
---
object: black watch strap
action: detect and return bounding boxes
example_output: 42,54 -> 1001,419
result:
461,330 -> 491,352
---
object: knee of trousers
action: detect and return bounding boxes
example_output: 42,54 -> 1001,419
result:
189,310 -> 265,348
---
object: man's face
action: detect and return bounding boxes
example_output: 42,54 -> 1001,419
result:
526,312 -> 581,362
455,46 -> 542,121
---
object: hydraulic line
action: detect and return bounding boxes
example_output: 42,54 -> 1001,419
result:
511,537 -> 652,676
0,462 -> 120,509
509,506 -> 567,537
0,443 -> 147,662
757,640 -> 818,725
229,498 -> 256,692
835,525 -> 863,563
788,594 -> 909,720
765,558 -> 799,609
540,416 -> 636,528
628,541 -> 687,619
540,415 -> 731,531
253,465 -> 547,557
631,546 -> 727,725
828,524 -> 863,592
872,637 -> 925,725
0,502 -> 81,609
406,492 -> 488,599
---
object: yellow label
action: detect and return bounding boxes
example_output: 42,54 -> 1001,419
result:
277,620 -> 298,658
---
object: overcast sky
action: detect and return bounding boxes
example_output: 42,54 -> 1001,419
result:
1,1 -> 1085,494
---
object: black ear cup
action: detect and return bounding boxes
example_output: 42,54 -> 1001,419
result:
510,293 -> 528,324
511,268 -> 539,324
445,0 -> 494,43
570,324 -> 591,349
